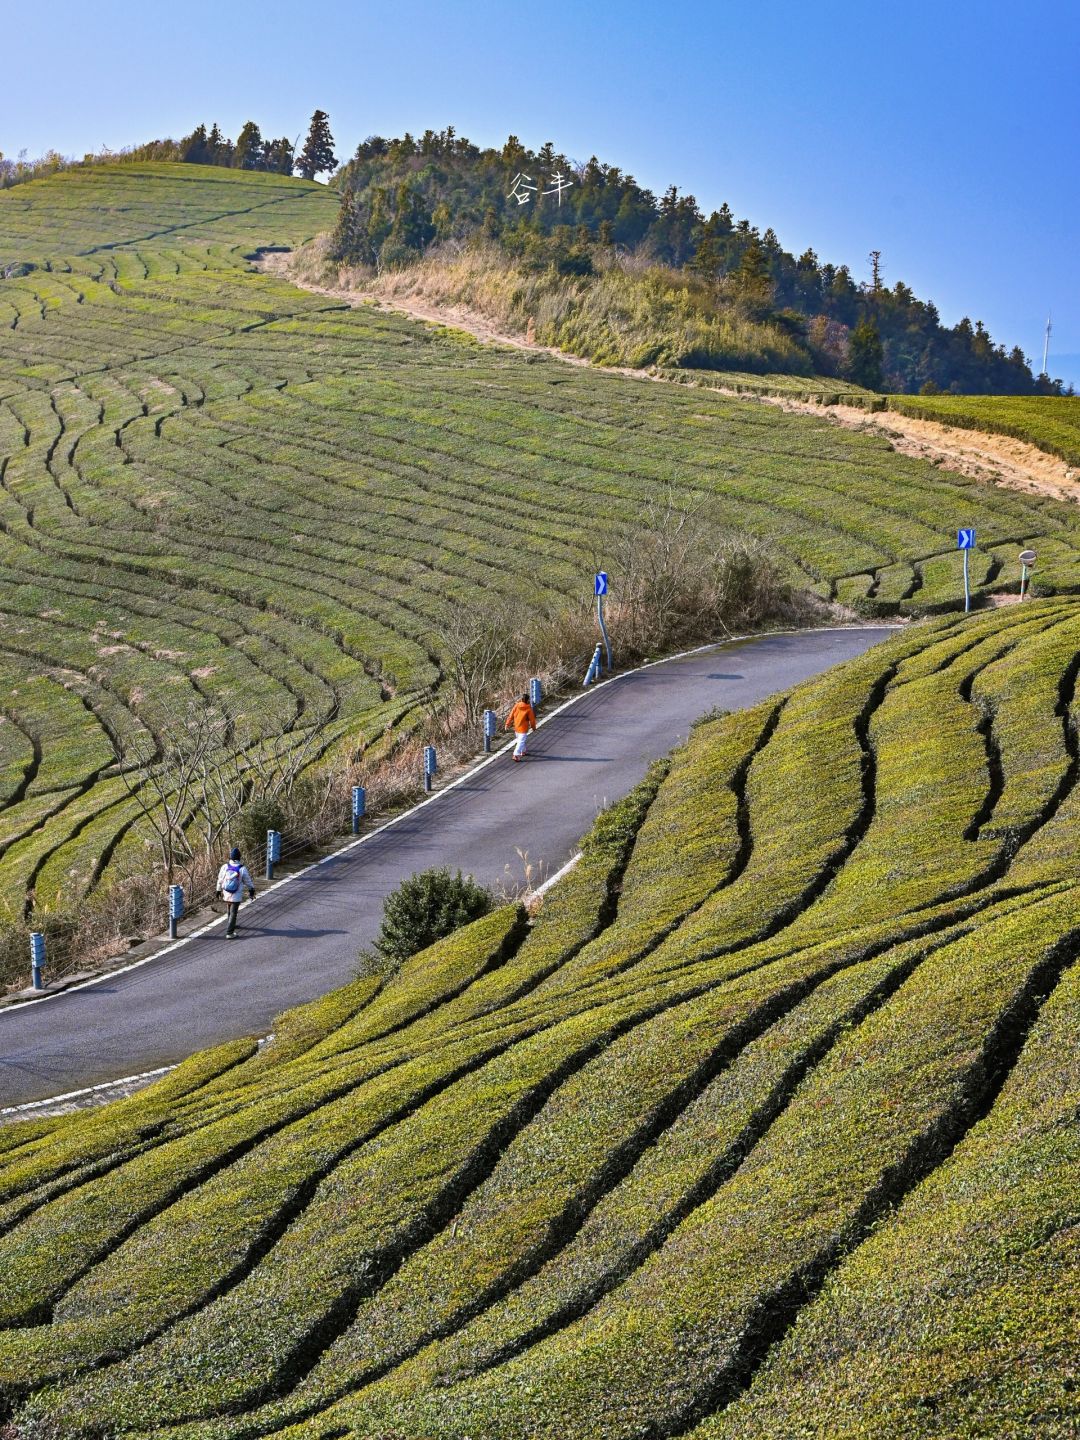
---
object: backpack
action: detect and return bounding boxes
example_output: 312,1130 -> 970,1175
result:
223,864 -> 242,895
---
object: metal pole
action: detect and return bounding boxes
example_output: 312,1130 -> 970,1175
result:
266,830 -> 280,882
352,785 -> 366,835
168,884 -> 183,940
963,548 -> 971,613
597,594 -> 612,670
30,931 -> 45,991
483,709 -> 497,753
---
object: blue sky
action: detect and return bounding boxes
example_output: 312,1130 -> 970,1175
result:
4,0 -> 1077,386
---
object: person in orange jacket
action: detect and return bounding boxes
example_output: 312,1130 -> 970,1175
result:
505,693 -> 537,762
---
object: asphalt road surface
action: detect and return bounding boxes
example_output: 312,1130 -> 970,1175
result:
0,628 -> 895,1108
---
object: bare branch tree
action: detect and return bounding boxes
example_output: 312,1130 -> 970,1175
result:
592,486 -> 798,656
433,596 -> 531,738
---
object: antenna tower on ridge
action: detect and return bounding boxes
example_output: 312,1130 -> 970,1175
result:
1042,313 -> 1052,376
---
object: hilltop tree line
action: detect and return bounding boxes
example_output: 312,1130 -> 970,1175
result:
329,128 -> 1065,396
2,117 -> 1066,394
177,111 -> 336,180
1,111 -> 337,189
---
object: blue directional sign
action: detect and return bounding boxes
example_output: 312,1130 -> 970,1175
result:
957,528 -> 976,550
595,571 -> 609,596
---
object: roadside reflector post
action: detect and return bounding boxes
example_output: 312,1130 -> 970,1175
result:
482,709 -> 497,754
1019,548 -> 1037,601
423,745 -> 437,793
529,677 -> 543,710
594,572 -> 612,669
30,931 -> 45,991
583,643 -> 602,688
957,528 -> 976,613
351,785 -> 366,835
168,884 -> 184,940
266,829 -> 282,882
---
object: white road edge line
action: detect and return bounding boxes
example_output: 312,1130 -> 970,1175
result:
1,624 -> 898,1016
0,1065 -> 175,1116
530,851 -> 583,899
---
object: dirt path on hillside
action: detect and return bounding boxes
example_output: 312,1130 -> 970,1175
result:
759,394 -> 1079,502
259,251 -> 1080,505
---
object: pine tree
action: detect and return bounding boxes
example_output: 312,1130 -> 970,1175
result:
690,215 -> 723,280
207,123 -> 227,164
234,121 -> 263,171
179,124 -> 209,165
735,237 -> 772,305
295,110 -> 337,181
263,138 -> 294,175
847,320 -> 884,389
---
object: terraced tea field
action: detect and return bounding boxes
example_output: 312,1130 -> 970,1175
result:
888,392 -> 1080,468
5,161 -> 1080,931
0,601 -> 1076,1438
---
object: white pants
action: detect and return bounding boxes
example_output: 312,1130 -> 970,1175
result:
513,730 -> 529,758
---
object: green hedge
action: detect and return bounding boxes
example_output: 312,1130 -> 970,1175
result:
700,954 -> 1080,1439
315,889 -> 1078,1440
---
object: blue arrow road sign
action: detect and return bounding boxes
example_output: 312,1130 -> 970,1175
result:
957,528 -> 976,549
595,571 -> 609,596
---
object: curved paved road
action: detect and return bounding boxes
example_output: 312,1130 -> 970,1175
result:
0,628 -> 894,1107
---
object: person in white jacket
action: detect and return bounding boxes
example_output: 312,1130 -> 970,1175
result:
216,847 -> 256,938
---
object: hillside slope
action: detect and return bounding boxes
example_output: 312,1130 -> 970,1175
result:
888,393 -> 1080,469
329,130 -> 1057,395
4,164 -> 1080,938
0,601 -> 1076,1438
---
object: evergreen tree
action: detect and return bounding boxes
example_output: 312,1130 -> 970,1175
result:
432,200 -> 453,241
734,237 -> 773,306
263,137 -> 294,175
324,122 -> 1044,394
295,110 -> 336,180
847,319 -> 885,389
179,124 -> 209,165
234,121 -> 263,170
369,868 -> 493,967
206,123 -> 230,165
690,214 -> 723,280
501,134 -> 526,169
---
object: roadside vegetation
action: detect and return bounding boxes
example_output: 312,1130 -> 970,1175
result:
0,602 -> 1076,1438
358,867 -> 495,976
5,163 -> 1080,984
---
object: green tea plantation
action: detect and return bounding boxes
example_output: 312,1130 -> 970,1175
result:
888,392 -> 1080,468
5,164 -> 1080,926
0,602 -> 1076,1438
